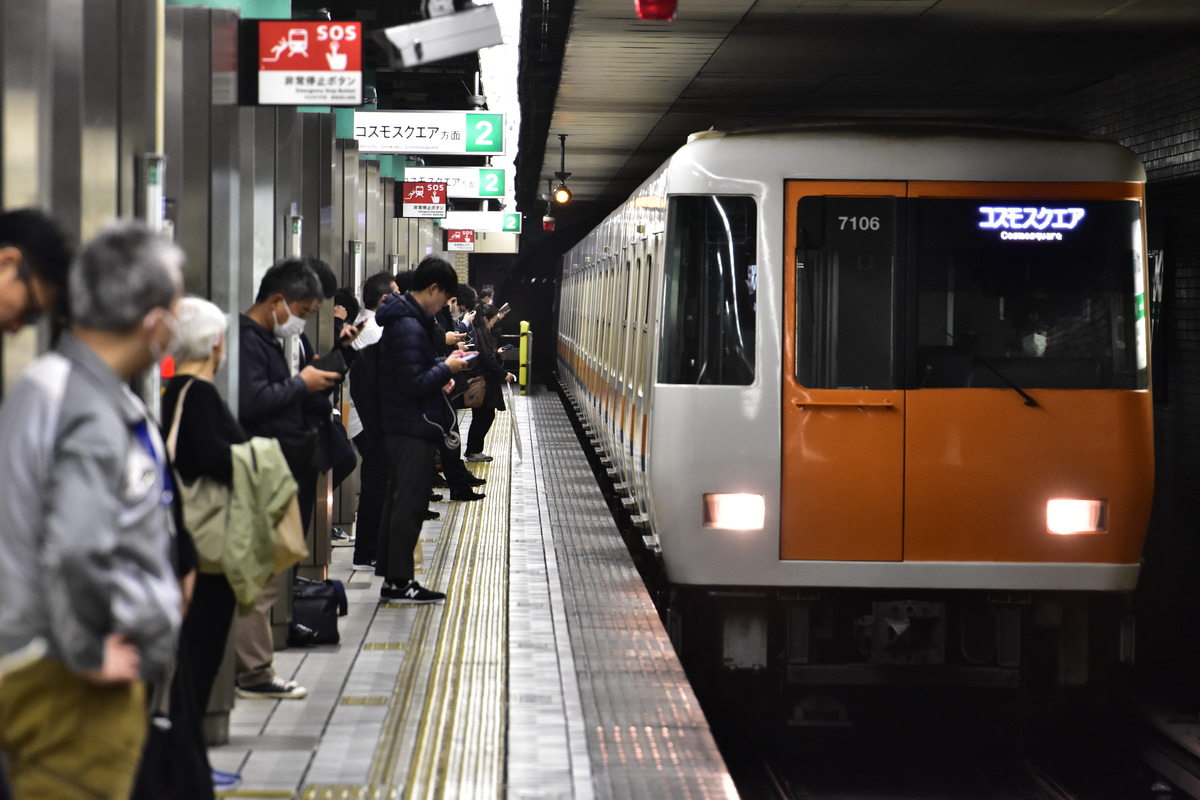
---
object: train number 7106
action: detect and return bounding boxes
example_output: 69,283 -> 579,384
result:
839,215 -> 881,231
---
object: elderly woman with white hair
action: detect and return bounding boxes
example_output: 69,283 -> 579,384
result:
155,295 -> 248,795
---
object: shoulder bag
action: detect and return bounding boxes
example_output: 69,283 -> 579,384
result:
165,378 -> 230,574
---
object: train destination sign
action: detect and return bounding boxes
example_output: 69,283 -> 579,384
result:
257,21 -> 362,105
438,210 -> 521,233
400,182 -> 447,219
979,206 -> 1086,241
354,111 -> 505,155
403,167 -> 506,199
446,230 -> 475,252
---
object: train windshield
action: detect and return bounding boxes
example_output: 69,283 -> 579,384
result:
659,196 -> 757,385
916,198 -> 1145,390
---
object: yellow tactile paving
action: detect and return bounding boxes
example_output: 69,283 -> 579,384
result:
399,411 -> 510,800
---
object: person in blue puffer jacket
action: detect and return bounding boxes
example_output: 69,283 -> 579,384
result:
374,256 -> 471,604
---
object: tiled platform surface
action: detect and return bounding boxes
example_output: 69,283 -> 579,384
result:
209,389 -> 735,799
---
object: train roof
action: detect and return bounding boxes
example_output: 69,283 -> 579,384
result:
665,119 -> 1145,189
689,118 -> 1127,145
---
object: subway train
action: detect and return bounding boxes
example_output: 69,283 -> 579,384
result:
555,122 -> 1154,701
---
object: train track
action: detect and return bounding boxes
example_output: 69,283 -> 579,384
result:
713,693 -> 1182,800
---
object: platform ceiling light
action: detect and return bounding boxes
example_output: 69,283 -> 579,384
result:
552,133 -> 572,205
703,493 -> 765,531
1046,499 -> 1107,535
635,0 -> 677,20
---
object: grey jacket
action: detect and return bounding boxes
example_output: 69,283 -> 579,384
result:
0,333 -> 181,681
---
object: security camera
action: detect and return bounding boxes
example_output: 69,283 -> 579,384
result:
375,3 -> 503,69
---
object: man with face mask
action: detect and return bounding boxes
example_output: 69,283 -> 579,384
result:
234,258 -> 339,700
1022,328 -> 1048,358
0,220 -> 184,799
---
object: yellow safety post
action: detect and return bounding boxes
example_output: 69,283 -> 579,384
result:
519,320 -> 530,395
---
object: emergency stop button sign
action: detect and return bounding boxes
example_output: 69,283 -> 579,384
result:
257,21 -> 363,106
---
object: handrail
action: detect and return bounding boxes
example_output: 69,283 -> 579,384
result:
793,399 -> 895,409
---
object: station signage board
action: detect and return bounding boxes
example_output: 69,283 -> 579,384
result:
354,110 -> 505,155
438,210 -> 521,234
404,167 -> 506,199
446,230 -> 475,252
400,182 -> 448,219
256,21 -> 362,105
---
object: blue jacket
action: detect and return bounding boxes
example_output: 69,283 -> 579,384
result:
376,292 -> 454,441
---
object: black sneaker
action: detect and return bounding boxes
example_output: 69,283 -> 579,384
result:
380,580 -> 445,604
287,622 -> 319,647
237,676 -> 309,699
423,509 -> 441,520
450,489 -> 485,502
463,476 -> 486,487
428,493 -> 444,503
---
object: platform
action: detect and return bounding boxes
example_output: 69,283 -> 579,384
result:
209,389 -> 736,799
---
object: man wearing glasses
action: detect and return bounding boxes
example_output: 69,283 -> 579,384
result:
0,208 -> 72,332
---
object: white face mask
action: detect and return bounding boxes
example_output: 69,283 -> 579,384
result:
272,305 -> 307,340
1022,331 -> 1047,358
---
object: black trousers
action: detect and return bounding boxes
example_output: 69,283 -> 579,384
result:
377,434 -> 437,585
353,433 -> 388,564
465,406 -> 496,455
296,469 -> 317,534
181,573 -> 236,719
438,416 -> 474,491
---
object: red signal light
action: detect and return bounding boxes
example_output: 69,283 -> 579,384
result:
635,0 -> 676,21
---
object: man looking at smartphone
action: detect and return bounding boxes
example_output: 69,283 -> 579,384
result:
374,256 -> 472,603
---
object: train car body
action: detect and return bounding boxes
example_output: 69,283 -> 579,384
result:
556,123 -> 1153,693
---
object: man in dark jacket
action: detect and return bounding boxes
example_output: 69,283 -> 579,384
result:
234,259 -> 339,699
375,256 -> 471,603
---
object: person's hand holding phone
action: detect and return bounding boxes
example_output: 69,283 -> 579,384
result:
445,349 -> 475,373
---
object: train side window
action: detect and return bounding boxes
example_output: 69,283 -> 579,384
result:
795,196 -> 899,390
659,196 -> 757,385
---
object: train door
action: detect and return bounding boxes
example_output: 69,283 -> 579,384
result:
781,182 -> 906,561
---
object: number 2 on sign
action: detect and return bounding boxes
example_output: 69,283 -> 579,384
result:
839,216 -> 881,231
473,120 -> 494,147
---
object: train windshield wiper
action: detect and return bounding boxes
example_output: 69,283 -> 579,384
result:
974,356 -> 1039,408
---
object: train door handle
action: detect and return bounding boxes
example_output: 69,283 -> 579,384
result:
793,399 -> 895,410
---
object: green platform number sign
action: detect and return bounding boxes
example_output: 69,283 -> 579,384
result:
465,114 -> 504,154
502,213 -> 521,233
479,169 -> 505,197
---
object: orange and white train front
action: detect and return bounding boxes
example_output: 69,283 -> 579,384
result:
563,125 -> 1154,687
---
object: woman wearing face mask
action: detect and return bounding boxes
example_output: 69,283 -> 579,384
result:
151,296 -> 248,795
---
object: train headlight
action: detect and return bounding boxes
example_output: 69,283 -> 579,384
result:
703,494 -> 765,531
1046,499 -> 1107,535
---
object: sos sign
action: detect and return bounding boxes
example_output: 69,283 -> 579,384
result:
252,20 -> 363,106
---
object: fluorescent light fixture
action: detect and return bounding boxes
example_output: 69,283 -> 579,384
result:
703,493 -> 765,531
1046,499 -> 1107,535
